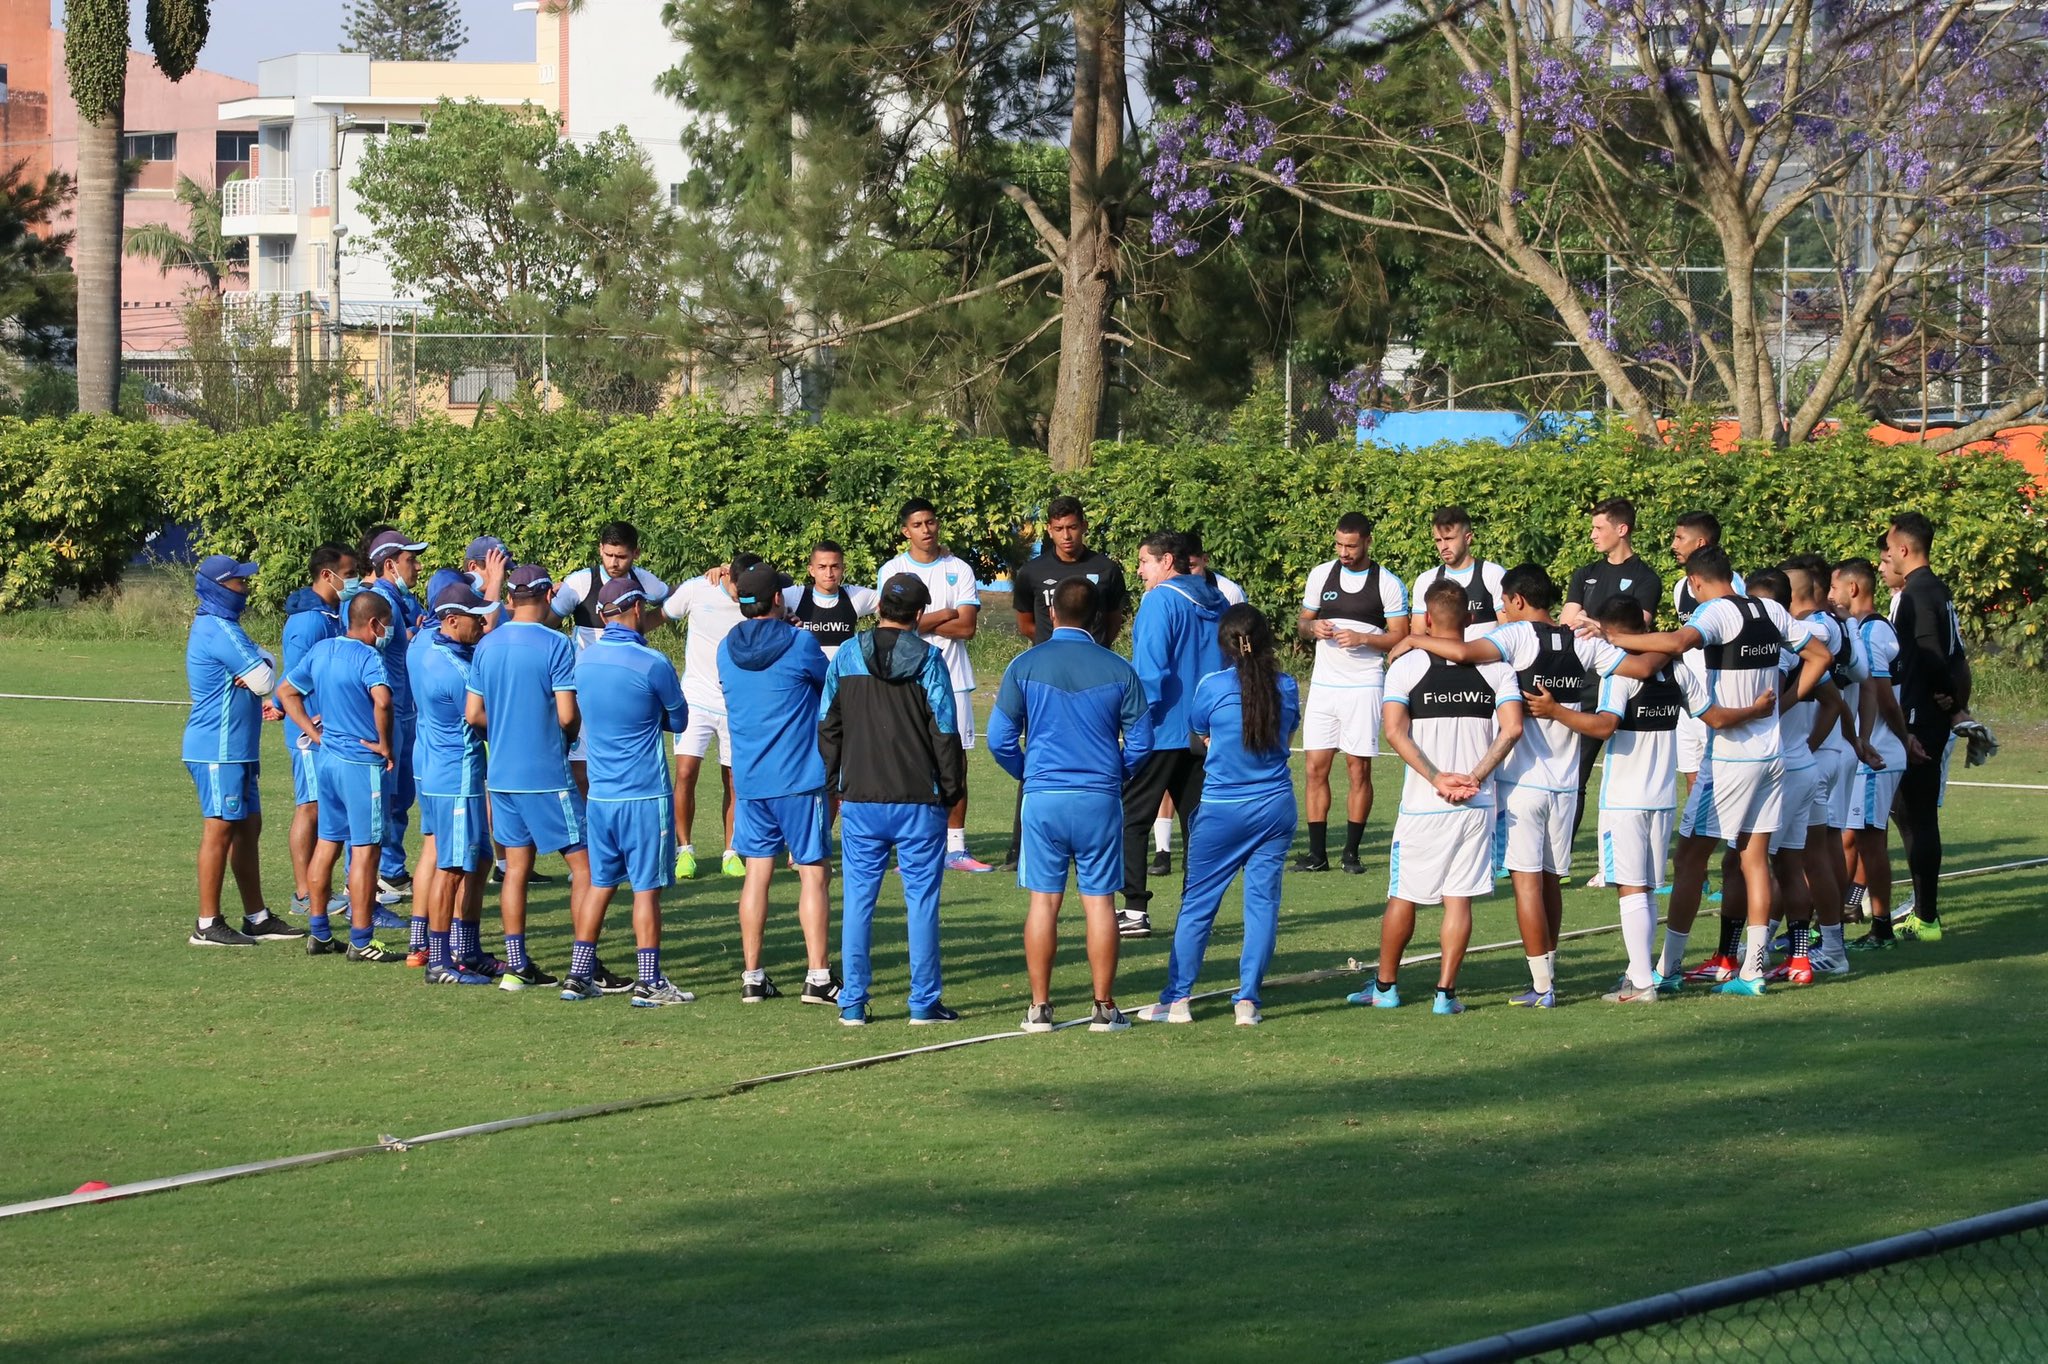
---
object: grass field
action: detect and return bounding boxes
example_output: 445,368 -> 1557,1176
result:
2,617 -> 2045,1363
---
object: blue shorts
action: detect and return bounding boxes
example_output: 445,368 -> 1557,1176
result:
588,795 -> 676,892
490,788 -> 586,855
1018,788 -> 1123,896
289,741 -> 319,806
315,758 -> 385,846
188,761 -> 260,822
734,790 -> 829,865
421,793 -> 490,871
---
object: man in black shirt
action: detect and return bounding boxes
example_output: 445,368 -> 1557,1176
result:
999,496 -> 1131,869
1882,512 -> 1968,940
1558,498 -> 1665,854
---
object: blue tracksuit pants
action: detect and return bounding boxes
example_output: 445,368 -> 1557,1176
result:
840,801 -> 948,1013
1161,788 -> 1296,1005
379,714 -> 416,880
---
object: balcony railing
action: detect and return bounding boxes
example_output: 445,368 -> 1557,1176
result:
312,169 -> 332,209
221,177 -> 294,219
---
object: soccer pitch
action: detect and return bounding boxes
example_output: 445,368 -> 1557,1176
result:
2,634 -> 2045,1362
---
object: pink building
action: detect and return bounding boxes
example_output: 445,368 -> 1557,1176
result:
1,0 -> 255,355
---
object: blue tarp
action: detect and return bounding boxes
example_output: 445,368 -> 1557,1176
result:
1357,410 -> 1536,450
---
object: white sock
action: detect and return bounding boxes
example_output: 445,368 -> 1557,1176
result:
743,968 -> 765,985
1618,893 -> 1656,987
1657,927 -> 1690,980
495,859 -> 508,874
722,846 -> 736,858
946,827 -> 967,854
1527,954 -> 1555,993
1544,948 -> 1557,979
680,843 -> 695,855
247,907 -> 270,924
1821,922 -> 1846,955
198,915 -> 219,929
806,967 -> 831,985
1740,924 -> 1770,980
1152,817 -> 1172,852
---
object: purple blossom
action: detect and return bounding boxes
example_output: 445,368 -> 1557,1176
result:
1270,33 -> 1294,58
1150,212 -> 1175,246
1227,216 -> 1246,236
1173,237 -> 1200,257
1464,100 -> 1492,126
1273,156 -> 1299,186
1174,76 -> 1198,104
1362,64 -> 1388,84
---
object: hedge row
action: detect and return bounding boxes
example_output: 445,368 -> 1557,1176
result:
3,411 -> 2042,659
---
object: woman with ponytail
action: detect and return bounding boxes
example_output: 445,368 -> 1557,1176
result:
1138,604 -> 1301,1026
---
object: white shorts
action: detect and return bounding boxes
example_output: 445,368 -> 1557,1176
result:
1817,745 -> 1856,829
1680,757 -> 1783,846
1597,808 -> 1674,889
1852,764 -> 1903,831
671,706 -> 733,767
1303,684 -> 1382,758
1676,711 -> 1707,776
1388,806 -> 1495,906
1769,763 -> 1821,853
1495,782 -> 1574,876
954,689 -> 977,750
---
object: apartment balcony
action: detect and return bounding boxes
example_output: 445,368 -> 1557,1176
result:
220,177 -> 298,237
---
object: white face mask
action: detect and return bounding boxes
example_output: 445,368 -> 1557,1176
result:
372,627 -> 391,651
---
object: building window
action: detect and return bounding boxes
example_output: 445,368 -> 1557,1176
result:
450,365 -> 517,405
216,131 -> 256,162
669,183 -> 686,206
123,132 -> 177,162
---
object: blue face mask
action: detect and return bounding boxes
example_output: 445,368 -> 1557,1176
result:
195,573 -> 249,622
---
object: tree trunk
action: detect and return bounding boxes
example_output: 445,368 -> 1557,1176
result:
75,104 -> 125,413
1047,0 -> 1123,472
1723,245 -> 1768,441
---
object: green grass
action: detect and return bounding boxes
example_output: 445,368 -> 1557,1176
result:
2,633 -> 2046,1363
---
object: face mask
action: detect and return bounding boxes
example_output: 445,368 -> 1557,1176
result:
372,627 -> 391,651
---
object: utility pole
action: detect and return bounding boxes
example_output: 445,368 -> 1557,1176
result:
329,113 -> 356,414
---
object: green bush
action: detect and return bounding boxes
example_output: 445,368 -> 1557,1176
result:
0,417 -> 163,610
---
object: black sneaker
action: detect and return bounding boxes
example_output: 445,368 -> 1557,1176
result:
306,933 -> 346,957
996,855 -> 1020,873
189,919 -> 258,948
1116,909 -> 1152,938
487,865 -> 557,886
1340,855 -> 1366,876
801,977 -> 842,1005
497,962 -> 559,993
591,962 -> 634,994
240,913 -> 308,940
1292,854 -> 1330,873
1089,1002 -> 1132,1033
742,975 -> 783,1003
1148,849 -> 1171,877
346,940 -> 407,962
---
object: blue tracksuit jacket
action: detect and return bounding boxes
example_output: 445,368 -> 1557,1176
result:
988,626 -> 1154,794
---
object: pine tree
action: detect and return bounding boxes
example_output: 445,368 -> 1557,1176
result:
340,0 -> 469,63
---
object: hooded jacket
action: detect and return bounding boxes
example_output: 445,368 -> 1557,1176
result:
819,625 -> 968,809
279,587 -> 343,753
717,616 -> 829,798
1131,573 -> 1227,749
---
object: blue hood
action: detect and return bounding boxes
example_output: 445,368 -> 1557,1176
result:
725,616 -> 802,671
856,625 -> 935,683
1158,573 -> 1227,622
283,586 -> 332,617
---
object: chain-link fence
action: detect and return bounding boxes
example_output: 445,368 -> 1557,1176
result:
1394,1197 -> 2048,1363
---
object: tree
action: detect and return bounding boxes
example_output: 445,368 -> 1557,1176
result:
123,173 -> 247,296
63,0 -> 210,414
0,159 -> 77,368
341,0 -> 469,62
1151,0 -> 2048,446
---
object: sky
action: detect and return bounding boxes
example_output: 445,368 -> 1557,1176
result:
52,0 -> 537,82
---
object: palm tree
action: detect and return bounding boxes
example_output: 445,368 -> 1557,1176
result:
124,173 -> 247,295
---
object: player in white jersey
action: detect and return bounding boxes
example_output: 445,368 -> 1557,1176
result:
877,497 -> 991,872
1347,579 -> 1524,1015
1391,564 -> 1667,1006
1187,530 -> 1248,606
549,521 -> 672,793
1409,505 -> 1506,639
1591,545 -> 1832,996
661,552 -> 764,879
1531,597 -> 1707,1002
1296,512 -> 1411,874
1831,557 -> 1911,948
1669,513 -> 1744,786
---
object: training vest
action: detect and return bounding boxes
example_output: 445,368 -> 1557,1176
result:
1824,610 -> 1857,688
1419,564 -> 1498,625
1516,622 -> 1594,706
1702,595 -> 1781,671
1408,658 -> 1500,720
1314,563 -> 1388,629
571,562 -> 606,631
790,586 -> 860,652
1618,666 -> 1686,733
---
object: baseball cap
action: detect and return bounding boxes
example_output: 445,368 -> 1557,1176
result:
431,581 -> 497,618
735,565 -> 783,616
366,529 -> 428,565
596,574 -> 649,611
506,563 -> 554,595
881,572 -> 931,614
463,535 -> 507,564
197,553 -> 260,583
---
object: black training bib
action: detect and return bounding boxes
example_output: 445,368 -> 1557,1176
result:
792,586 -> 860,651
1423,565 -> 1498,625
1408,659 -> 1500,720
1619,667 -> 1685,732
1315,563 -> 1388,630
1701,596 -> 1781,672
1517,623 -> 1593,707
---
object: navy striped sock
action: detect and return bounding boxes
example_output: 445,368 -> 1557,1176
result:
505,933 -> 529,973
409,915 -> 428,951
570,940 -> 597,979
637,947 -> 659,984
428,930 -> 450,969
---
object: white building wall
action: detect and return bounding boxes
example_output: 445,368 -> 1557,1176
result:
563,0 -> 691,200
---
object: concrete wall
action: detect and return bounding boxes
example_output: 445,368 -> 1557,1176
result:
562,0 -> 688,199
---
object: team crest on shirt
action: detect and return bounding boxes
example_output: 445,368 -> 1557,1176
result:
1620,578 -> 1633,590
946,572 -> 958,585
1087,573 -> 1100,583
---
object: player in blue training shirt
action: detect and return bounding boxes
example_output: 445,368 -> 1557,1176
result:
183,553 -> 298,947
468,565 -> 609,990
563,576 -> 694,1006
408,581 -> 500,986
275,592 -> 404,961
1138,605 -> 1301,1026
363,528 -> 428,901
280,543 -> 354,923
718,565 -> 838,1004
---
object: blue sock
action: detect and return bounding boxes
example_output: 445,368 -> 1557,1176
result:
505,933 -> 529,973
349,924 -> 373,951
409,915 -> 428,951
309,912 -> 332,942
570,939 -> 597,979
428,930 -> 451,969
451,918 -> 477,963
637,946 -> 659,985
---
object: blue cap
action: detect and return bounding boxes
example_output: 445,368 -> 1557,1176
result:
507,564 -> 554,595
198,553 -> 260,583
464,535 -> 507,564
432,581 -> 497,618
366,529 -> 428,565
596,574 -> 649,611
